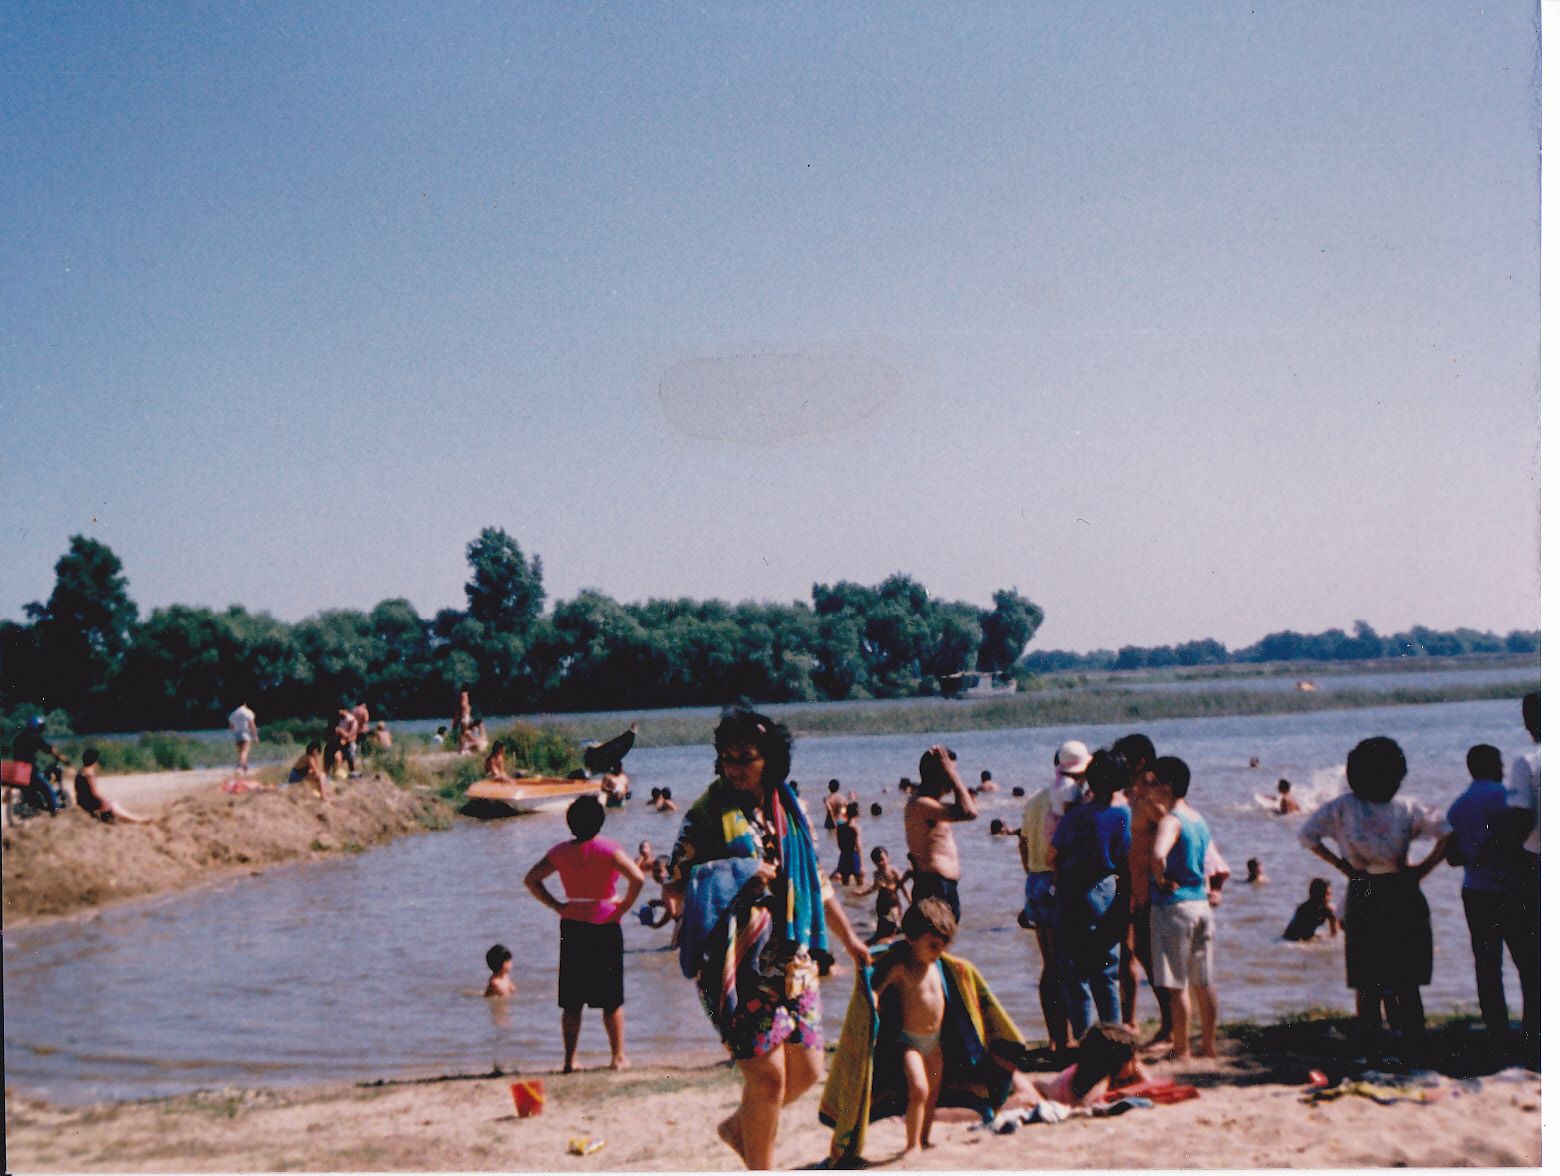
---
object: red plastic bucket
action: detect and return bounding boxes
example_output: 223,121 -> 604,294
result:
509,1079 -> 545,1117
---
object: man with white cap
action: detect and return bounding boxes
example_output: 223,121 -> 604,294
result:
1017,739 -> 1091,1053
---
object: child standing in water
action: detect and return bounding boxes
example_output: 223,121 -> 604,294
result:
870,898 -> 958,1155
834,802 -> 864,884
858,846 -> 908,943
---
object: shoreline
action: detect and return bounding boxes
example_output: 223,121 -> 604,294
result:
3,1022 -> 1540,1171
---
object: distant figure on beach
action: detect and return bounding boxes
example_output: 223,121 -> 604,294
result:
635,840 -> 656,873
484,944 -> 516,997
977,769 -> 999,793
228,703 -> 258,773
1143,755 -> 1220,1058
1020,738 -> 1089,1053
432,725 -> 448,749
1246,858 -> 1268,884
287,741 -> 328,800
9,715 -> 69,816
1282,879 -> 1339,942
1115,732 -> 1172,1044
1299,736 -> 1451,1058
823,779 -> 848,830
1249,756 -> 1260,769
904,746 -> 978,922
524,795 -> 644,1073
484,741 -> 510,780
371,721 -> 392,749
1274,779 -> 1300,815
1500,691 -> 1540,1058
452,687 -> 472,744
73,749 -> 152,824
1447,743 -> 1539,1053
665,708 -> 868,1170
459,716 -> 488,756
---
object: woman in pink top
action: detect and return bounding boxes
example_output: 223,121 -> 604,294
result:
524,796 -> 644,1072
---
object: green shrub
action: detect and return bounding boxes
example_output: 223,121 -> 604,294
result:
491,722 -> 582,777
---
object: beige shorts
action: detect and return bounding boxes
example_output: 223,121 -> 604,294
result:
1150,900 -> 1213,989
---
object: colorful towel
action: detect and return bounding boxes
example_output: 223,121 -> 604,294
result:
818,945 -> 1027,1165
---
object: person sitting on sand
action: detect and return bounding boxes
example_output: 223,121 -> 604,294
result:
287,741 -> 328,801
1275,779 -> 1301,815
484,944 -> 516,997
484,741 -> 510,781
371,721 -> 392,749
72,749 -> 153,824
1246,857 -> 1268,884
1282,878 -> 1339,941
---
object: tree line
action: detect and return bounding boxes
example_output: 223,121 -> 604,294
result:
1021,619 -> 1539,674
0,530 -> 1045,732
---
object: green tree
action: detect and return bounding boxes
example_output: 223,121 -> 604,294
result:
465,528 -> 545,634
976,589 -> 1045,673
27,536 -> 138,723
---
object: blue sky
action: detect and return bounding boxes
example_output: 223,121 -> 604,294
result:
2,3 -> 1541,653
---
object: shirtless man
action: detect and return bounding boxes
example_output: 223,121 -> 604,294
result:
904,746 -> 978,923
823,778 -> 849,830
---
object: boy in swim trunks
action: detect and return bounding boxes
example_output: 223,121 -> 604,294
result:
870,897 -> 957,1155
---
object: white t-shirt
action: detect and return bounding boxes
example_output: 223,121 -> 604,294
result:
1298,793 -> 1449,874
1507,745 -> 1540,855
228,705 -> 257,742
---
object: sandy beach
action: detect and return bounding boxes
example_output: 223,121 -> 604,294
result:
3,1045 -> 1541,1172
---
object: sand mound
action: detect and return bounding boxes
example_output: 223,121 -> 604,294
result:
2,776 -> 450,924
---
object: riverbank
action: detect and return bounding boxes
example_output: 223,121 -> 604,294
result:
2,1019 -> 1540,1171
1,769 -> 451,925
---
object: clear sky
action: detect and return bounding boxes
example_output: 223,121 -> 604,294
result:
2,3 -> 1541,653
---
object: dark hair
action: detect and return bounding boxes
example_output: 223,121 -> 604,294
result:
846,801 -> 859,819
1277,778 -> 1292,793
661,787 -> 672,799
82,747 -> 100,767
1345,737 -> 1408,804
714,708 -> 792,789
1112,733 -> 1157,770
901,897 -> 957,940
1152,755 -> 1191,799
1467,743 -> 1503,782
870,845 -> 887,861
898,776 -> 914,791
485,943 -> 511,973
1522,691 -> 1540,741
1072,1023 -> 1138,1099
1247,858 -> 1260,871
869,802 -> 883,817
1011,786 -> 1025,797
989,818 -> 1006,835
1308,878 -> 1329,900
305,740 -> 321,754
980,770 -> 993,781
1084,748 -> 1129,800
649,787 -> 661,800
918,749 -> 954,794
566,795 -> 606,840
828,779 -> 841,792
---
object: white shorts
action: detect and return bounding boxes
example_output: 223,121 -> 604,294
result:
1150,900 -> 1214,989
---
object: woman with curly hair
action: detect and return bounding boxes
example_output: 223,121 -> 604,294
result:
667,708 -> 870,1169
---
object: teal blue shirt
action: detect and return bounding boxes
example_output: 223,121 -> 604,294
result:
1151,808 -> 1210,906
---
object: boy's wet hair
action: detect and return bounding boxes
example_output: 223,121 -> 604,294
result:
1308,877 -> 1329,900
1277,778 -> 1292,792
486,943 -> 512,973
1152,755 -> 1191,799
1345,737 -> 1408,803
869,802 -> 883,816
980,770 -> 993,781
714,708 -> 792,788
82,747 -> 100,767
1072,1022 -> 1139,1099
1011,786 -> 1025,797
1466,743 -> 1503,781
1084,748 -> 1129,798
901,897 -> 957,941
870,845 -> 888,862
1112,733 -> 1156,770
828,779 -> 841,792
989,818 -> 1006,835
566,794 -> 606,840
305,740 -> 322,754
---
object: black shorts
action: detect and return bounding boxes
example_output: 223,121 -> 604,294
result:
909,871 -> 961,923
1343,873 -> 1431,991
558,920 -> 625,1011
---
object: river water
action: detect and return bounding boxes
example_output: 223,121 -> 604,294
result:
5,696 -> 1534,1104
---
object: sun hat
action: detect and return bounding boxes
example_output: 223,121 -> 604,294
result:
1056,739 -> 1091,775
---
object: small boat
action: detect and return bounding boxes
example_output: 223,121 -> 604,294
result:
463,776 -> 602,816
1296,680 -> 1317,693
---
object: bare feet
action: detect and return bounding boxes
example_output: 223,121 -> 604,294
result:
1194,1045 -> 1218,1059
610,1055 -> 630,1070
717,1115 -> 744,1162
